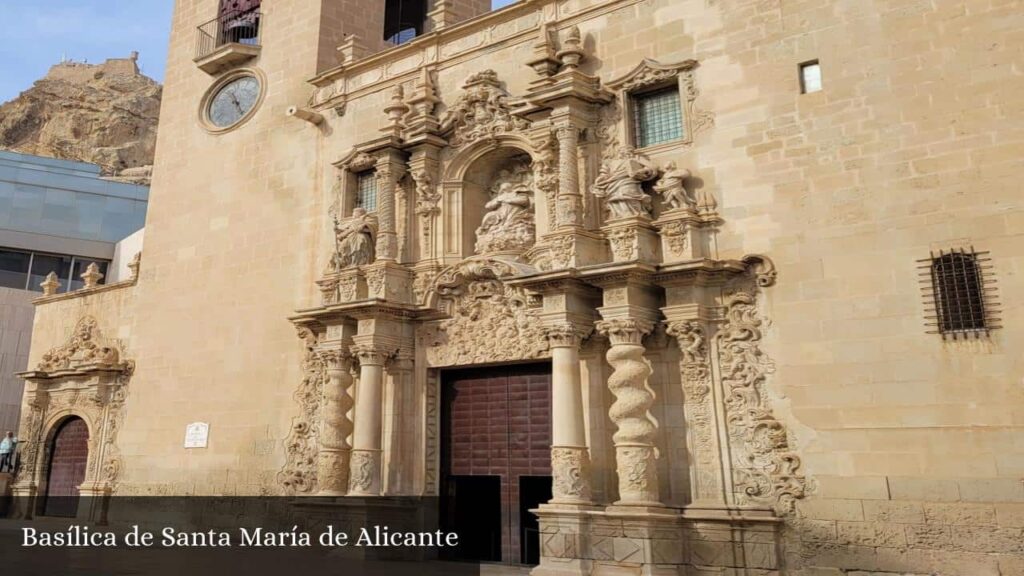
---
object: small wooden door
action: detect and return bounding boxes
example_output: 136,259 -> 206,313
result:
43,417 -> 89,517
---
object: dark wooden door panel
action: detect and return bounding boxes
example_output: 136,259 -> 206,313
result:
441,364 -> 551,566
43,417 -> 89,517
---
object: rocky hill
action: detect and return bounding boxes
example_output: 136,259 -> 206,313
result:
0,53 -> 161,181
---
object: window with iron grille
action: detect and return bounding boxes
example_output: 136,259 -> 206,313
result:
632,86 -> 684,148
919,247 -> 1001,339
355,171 -> 378,213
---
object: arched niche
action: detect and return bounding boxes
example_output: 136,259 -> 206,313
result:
442,138 -> 551,260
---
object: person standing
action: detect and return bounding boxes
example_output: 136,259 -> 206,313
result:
0,431 -> 16,473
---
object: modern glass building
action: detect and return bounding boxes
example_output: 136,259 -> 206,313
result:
0,150 -> 148,434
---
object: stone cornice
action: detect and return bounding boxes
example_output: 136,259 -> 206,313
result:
306,0 -> 648,111
31,276 -> 137,306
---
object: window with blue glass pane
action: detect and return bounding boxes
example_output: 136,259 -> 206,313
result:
633,86 -> 684,148
356,171 -> 378,213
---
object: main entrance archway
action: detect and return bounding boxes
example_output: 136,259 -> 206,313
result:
42,417 -> 89,517
440,363 -> 552,566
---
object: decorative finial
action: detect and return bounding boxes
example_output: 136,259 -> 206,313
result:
556,26 -> 585,70
40,272 -> 61,296
382,83 -> 410,130
128,252 -> 142,280
81,262 -> 104,289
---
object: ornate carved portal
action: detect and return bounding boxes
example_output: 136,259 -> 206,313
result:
12,317 -> 133,520
285,52 -> 806,576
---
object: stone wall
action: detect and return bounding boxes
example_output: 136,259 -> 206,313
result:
0,288 -> 34,435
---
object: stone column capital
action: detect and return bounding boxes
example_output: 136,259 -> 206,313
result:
349,343 -> 394,366
595,318 -> 655,345
315,347 -> 352,371
544,323 -> 593,348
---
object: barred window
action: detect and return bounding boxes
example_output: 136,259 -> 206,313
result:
355,171 -> 378,213
632,86 -> 684,148
920,248 -> 1000,339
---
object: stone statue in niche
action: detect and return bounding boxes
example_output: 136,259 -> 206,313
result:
331,208 -> 376,269
475,161 -> 536,254
653,161 -> 694,210
591,150 -> 659,219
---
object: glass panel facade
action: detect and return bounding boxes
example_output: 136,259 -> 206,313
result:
29,253 -> 73,293
356,171 -> 378,213
0,247 -> 108,292
0,249 -> 31,289
633,87 -> 684,148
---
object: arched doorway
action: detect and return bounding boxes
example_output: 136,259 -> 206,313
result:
42,417 -> 89,517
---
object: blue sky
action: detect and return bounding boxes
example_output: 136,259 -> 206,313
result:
0,1 -> 175,104
0,1 -> 518,105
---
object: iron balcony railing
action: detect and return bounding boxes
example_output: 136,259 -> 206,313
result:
195,9 -> 262,60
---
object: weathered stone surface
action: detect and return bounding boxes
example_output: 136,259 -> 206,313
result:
0,54 -> 160,179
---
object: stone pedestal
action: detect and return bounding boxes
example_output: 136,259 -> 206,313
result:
536,230 -> 607,270
317,269 -> 367,305
602,217 -> 660,263
653,209 -> 702,262
363,261 -> 413,303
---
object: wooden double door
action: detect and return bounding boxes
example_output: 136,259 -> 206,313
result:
440,363 -> 553,566
42,417 -> 90,517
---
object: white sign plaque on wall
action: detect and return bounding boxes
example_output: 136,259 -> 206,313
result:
184,422 -> 209,449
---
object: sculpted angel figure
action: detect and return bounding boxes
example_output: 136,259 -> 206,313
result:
653,161 -> 694,210
332,208 -> 376,269
591,150 -> 659,219
475,167 -> 536,253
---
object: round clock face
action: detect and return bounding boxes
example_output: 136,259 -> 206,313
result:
207,75 -> 261,128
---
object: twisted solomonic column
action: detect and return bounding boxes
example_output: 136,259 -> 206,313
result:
544,323 -> 593,504
595,318 -> 661,506
315,349 -> 355,496
348,343 -> 394,496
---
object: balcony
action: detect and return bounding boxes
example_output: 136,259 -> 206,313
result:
194,9 -> 262,75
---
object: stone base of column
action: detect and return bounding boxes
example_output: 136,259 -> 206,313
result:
316,447 -> 351,496
550,445 -> 593,505
533,503 -> 782,575
347,448 -> 382,496
612,445 -> 661,507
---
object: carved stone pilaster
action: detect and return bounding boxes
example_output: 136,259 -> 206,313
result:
665,320 -> 722,503
315,349 -> 354,496
595,318 -> 661,506
374,158 -> 403,261
555,124 -> 583,228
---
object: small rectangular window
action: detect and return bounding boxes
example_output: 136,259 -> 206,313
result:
920,247 -> 1001,339
355,171 -> 378,213
0,249 -> 31,290
632,86 -> 684,148
800,61 -> 822,94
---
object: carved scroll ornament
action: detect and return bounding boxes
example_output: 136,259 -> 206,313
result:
418,258 -> 548,367
717,292 -> 805,513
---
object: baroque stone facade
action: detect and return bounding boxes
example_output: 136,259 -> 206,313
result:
13,0 -> 1024,575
